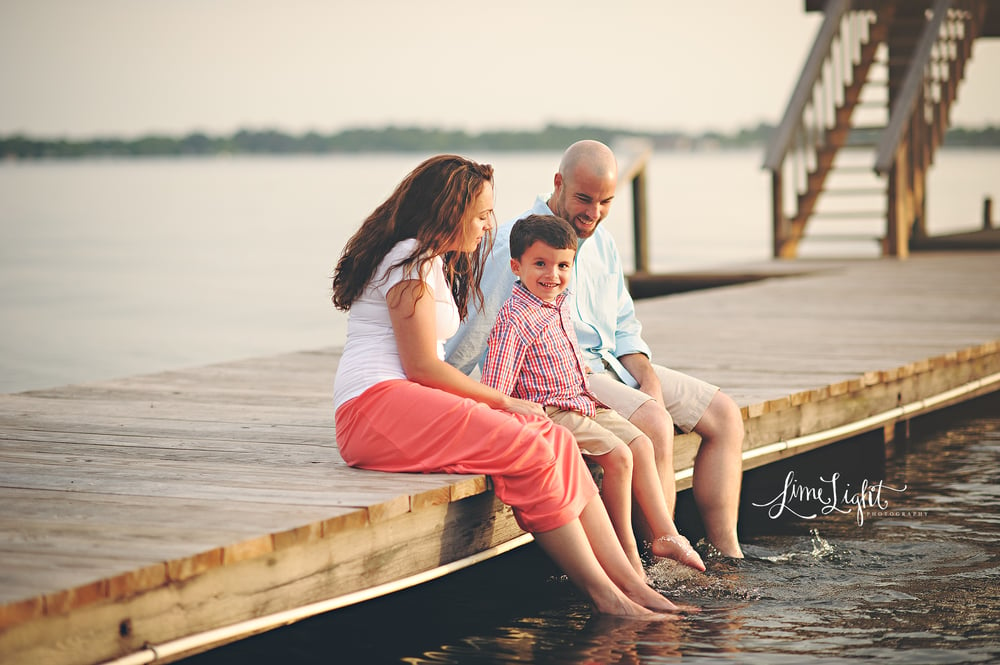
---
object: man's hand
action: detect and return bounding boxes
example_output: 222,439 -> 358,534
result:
618,353 -> 666,410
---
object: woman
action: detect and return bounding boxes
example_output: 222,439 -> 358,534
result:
332,155 -> 680,616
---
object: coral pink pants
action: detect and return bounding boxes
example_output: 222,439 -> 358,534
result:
335,380 -> 597,533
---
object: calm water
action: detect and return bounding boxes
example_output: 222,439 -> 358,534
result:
181,395 -> 1000,664
1,149 -> 997,393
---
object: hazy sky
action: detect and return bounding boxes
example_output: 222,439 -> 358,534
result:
2,1 -> 998,139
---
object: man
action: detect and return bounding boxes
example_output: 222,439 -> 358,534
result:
446,140 -> 745,558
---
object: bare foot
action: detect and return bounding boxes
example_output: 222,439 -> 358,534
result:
652,534 -> 707,572
700,538 -> 744,560
713,541 -> 745,558
591,588 -> 662,617
617,578 -> 692,613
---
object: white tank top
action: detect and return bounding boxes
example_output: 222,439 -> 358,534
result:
333,238 -> 460,410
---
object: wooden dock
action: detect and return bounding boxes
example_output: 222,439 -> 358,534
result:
2,250 -> 999,665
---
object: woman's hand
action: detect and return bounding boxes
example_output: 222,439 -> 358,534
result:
500,397 -> 546,419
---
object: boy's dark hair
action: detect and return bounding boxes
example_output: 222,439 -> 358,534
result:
509,214 -> 578,260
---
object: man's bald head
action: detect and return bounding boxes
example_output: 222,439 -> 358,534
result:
548,140 -> 619,239
558,140 -> 618,182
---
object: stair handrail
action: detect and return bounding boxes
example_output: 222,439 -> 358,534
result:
874,0 -> 954,174
763,0 -> 853,171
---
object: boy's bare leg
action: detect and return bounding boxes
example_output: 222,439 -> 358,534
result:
627,435 -> 706,572
593,447 -> 645,576
627,401 -> 677,518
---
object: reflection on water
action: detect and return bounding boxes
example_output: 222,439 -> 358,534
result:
183,395 -> 999,664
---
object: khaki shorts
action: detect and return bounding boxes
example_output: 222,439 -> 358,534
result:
587,363 -> 719,433
546,406 -> 644,456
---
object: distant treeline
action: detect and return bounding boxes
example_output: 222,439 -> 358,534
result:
1,123 -> 998,159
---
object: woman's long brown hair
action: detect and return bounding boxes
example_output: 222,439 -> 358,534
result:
331,155 -> 494,319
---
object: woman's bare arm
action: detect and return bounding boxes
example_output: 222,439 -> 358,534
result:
387,280 -> 545,418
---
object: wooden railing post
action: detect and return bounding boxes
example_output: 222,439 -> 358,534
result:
614,139 -> 653,274
886,140 -> 912,258
771,171 -> 788,258
631,165 -> 650,274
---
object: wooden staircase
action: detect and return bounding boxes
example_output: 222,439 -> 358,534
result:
763,0 -> 997,258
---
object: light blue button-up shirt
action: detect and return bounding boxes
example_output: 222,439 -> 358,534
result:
445,196 -> 651,388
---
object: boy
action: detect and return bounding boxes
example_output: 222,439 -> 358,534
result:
481,214 -> 705,574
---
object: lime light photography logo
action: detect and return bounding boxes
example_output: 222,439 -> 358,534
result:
752,470 -> 913,526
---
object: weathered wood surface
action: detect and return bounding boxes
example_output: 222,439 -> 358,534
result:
638,252 -> 1000,406
1,250 -> 998,665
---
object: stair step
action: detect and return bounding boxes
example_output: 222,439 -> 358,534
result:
827,165 -> 876,174
801,234 -> 882,242
885,36 -> 922,48
851,125 -> 887,133
811,210 -> 886,219
820,187 -> 886,196
818,142 -> 879,154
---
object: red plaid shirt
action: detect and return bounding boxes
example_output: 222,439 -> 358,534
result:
482,282 -> 603,416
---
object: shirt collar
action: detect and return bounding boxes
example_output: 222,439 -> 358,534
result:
513,280 -> 568,309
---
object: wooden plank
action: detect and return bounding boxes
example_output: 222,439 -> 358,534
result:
0,413 -> 337,444
0,394 -> 337,427
0,488 -> 343,528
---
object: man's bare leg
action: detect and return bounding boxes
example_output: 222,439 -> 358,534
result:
690,391 -> 745,558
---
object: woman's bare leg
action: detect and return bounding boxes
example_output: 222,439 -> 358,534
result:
575,495 -> 684,612
532,518 -> 657,617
